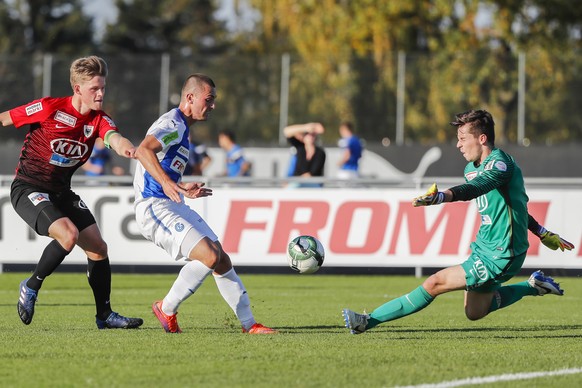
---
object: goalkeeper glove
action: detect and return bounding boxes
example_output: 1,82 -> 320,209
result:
535,226 -> 575,252
412,183 -> 445,207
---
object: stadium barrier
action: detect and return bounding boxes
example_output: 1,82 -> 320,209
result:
0,176 -> 581,274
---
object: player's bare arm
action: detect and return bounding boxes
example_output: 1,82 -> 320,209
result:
0,110 -> 13,126
135,134 -> 186,203
283,122 -> 324,139
107,132 -> 136,158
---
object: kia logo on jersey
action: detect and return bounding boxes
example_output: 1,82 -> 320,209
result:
50,138 -> 89,159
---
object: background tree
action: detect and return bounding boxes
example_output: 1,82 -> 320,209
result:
250,0 -> 582,145
103,0 -> 229,54
101,0 -> 283,144
10,0 -> 94,54
0,0 -> 26,54
0,0 -> 94,142
0,0 -> 581,145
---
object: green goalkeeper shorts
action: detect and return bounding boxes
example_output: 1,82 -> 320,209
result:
461,251 -> 527,293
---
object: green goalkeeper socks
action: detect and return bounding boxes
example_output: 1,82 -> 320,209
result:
367,286 -> 434,329
488,281 -> 538,313
365,281 -> 537,329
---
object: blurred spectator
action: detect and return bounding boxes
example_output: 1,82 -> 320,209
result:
82,138 -> 126,177
286,146 -> 297,177
283,122 -> 326,186
185,137 -> 212,176
218,130 -> 251,177
336,121 -> 363,179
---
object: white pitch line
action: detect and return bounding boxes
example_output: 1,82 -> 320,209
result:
395,367 -> 582,388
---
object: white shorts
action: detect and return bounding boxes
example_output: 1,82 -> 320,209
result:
135,198 -> 218,260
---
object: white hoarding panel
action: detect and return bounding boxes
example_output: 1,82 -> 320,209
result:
0,187 -> 580,268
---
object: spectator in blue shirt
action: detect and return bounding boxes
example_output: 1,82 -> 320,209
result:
286,146 -> 298,177
218,130 -> 251,177
337,121 -> 363,179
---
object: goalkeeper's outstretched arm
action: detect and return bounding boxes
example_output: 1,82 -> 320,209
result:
528,214 -> 575,252
412,178 -> 497,208
412,183 -> 454,207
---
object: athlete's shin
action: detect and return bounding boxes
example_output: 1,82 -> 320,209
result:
488,281 -> 538,313
87,257 -> 112,320
162,260 -> 212,315
213,268 -> 255,330
27,240 -> 71,290
368,286 -> 434,329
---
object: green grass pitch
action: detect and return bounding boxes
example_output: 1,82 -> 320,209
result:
1,272 -> 581,387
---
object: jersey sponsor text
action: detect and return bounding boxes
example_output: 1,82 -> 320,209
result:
27,192 -> 50,206
54,111 -> 77,127
25,102 -> 43,116
51,139 -> 89,159
170,156 -> 186,175
103,116 -> 116,128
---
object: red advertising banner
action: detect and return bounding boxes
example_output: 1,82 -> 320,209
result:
0,187 -> 580,268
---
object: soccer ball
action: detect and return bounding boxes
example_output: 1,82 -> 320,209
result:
287,235 -> 325,274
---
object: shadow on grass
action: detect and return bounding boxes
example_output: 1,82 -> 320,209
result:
273,325 -> 345,334
386,325 -> 582,333
226,324 -> 582,337
0,303 -> 95,307
369,324 -> 582,339
134,325 -> 345,335
0,302 -> 148,307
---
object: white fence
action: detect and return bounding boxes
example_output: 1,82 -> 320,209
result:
0,183 -> 580,272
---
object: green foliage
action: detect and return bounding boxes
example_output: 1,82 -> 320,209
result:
1,272 -> 582,386
0,0 -> 94,54
0,1 -> 26,54
0,1 -> 581,144
102,0 -> 229,55
251,0 -> 582,144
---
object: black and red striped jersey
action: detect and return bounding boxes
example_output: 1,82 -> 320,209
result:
9,96 -> 119,191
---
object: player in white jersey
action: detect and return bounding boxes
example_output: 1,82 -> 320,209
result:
133,74 -> 276,334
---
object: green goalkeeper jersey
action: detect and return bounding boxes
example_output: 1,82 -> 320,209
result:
449,148 -> 530,259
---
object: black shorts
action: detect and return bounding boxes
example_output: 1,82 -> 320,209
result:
10,179 -> 96,236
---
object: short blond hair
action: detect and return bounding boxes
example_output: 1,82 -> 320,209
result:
70,56 -> 108,89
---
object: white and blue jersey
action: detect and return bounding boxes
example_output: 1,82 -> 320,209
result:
134,108 -> 190,203
133,108 -> 218,260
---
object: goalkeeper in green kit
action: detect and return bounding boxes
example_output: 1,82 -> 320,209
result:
343,109 -> 575,334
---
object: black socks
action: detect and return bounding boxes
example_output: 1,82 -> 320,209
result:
27,240 -> 70,291
87,257 -> 113,321
25,242 -> 114,321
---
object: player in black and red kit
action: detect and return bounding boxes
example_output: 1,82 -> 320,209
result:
0,56 -> 143,329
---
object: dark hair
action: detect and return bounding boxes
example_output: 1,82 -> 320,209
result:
181,73 -> 215,95
219,129 -> 236,143
450,110 -> 495,146
340,121 -> 354,132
